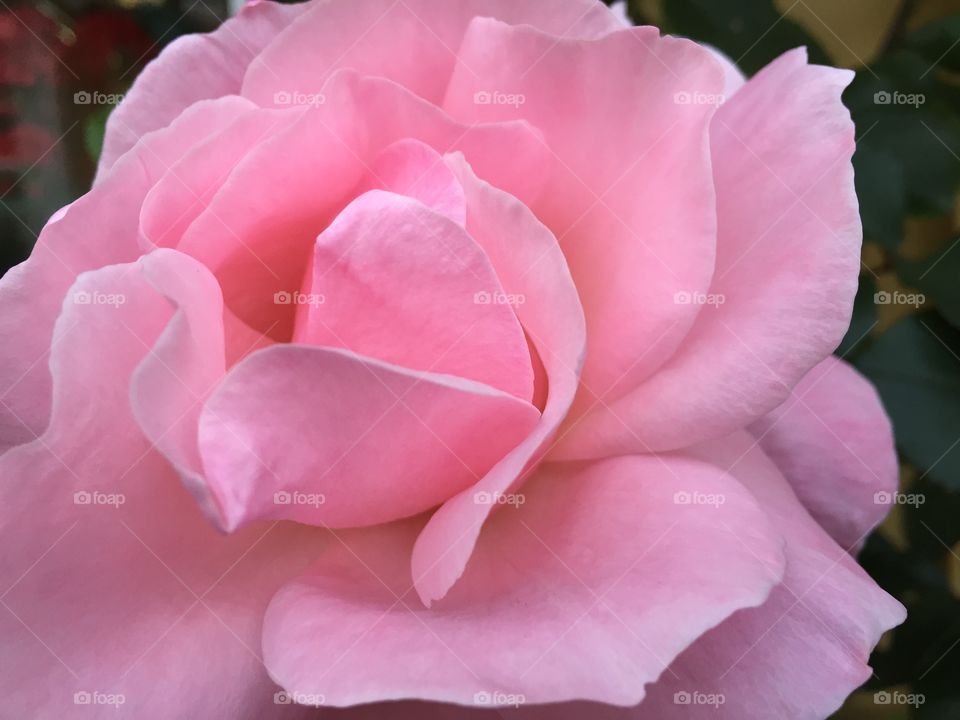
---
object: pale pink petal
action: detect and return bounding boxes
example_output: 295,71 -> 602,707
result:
0,260 -> 323,718
361,138 -> 466,225
633,432 -> 905,719
197,345 -> 540,531
262,454 -> 785,707
130,249 -> 229,525
97,0 -> 307,179
411,157 -> 584,605
175,72 -> 547,341
443,21 -> 723,405
241,0 -> 622,107
294,190 -> 532,400
0,97 -> 252,452
749,356 -> 898,552
556,49 -> 861,458
139,105 -> 302,250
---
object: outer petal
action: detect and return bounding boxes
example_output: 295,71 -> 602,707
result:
197,345 -> 540,531
749,355 -> 898,552
241,0 -> 622,107
0,97 -> 253,452
443,21 -> 723,404
0,259 -> 323,718
97,0 -> 308,178
631,433 -> 905,719
410,157 -> 584,605
262,454 -> 786,707
557,48 -> 862,457
294,190 -> 533,401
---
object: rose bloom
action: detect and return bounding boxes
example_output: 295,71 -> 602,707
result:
0,1 -> 904,718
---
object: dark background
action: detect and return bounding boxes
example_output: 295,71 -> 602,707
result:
1,1 -> 959,718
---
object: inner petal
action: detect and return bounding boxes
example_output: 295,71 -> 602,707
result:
292,188 -> 534,402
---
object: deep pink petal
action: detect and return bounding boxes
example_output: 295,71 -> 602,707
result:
294,189 -> 532,400
197,345 -> 540,531
361,138 -> 466,225
749,356 -> 898,552
263,454 -> 785,707
557,48 -> 861,457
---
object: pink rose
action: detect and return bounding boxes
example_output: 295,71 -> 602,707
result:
0,1 -> 904,718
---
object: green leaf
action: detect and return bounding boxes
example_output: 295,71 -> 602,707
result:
901,240 -> 960,328
908,15 -> 960,75
854,147 -> 905,251
83,106 -> 113,164
856,313 -> 960,491
845,51 -> 960,215
660,0 -> 829,75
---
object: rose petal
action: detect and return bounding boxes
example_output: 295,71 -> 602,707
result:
263,453 -> 785,707
175,71 -> 548,341
0,259 -> 323,718
0,97 -> 252,452
633,432 -> 905,719
361,138 -> 466,226
557,48 -> 861,457
749,356 -> 898,552
443,20 -> 723,405
97,0 -> 308,179
294,189 -> 533,400
197,344 -> 540,531
411,157 -> 584,605
241,0 -> 622,107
